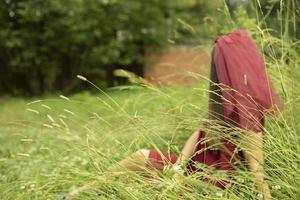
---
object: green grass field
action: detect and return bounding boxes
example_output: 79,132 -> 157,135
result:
1,1 -> 300,199
1,0 -> 300,199
1,70 -> 299,199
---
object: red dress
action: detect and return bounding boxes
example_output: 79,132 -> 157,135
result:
146,30 -> 283,189
212,30 -> 282,176
213,30 -> 282,132
147,131 -> 240,189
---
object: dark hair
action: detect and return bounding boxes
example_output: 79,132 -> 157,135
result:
208,49 -> 224,122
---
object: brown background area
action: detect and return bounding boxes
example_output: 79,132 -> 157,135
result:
144,46 -> 211,86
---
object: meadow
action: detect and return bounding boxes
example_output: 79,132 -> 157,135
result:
1,2 -> 300,198
1,63 -> 300,199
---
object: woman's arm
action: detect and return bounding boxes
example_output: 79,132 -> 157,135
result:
169,130 -> 199,184
174,130 -> 199,167
241,132 -> 271,200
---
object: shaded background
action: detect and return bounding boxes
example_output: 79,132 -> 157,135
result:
0,0 -> 299,96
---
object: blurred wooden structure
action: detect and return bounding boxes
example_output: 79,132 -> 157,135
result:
144,46 -> 210,86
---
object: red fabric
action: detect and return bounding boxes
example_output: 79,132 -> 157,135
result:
213,30 -> 283,174
186,131 -> 221,172
214,30 -> 283,132
147,151 -> 178,171
147,131 -> 232,189
186,131 -> 223,188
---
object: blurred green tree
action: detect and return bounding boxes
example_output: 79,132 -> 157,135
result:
0,0 -> 298,96
0,0 -> 222,96
0,0 -> 262,95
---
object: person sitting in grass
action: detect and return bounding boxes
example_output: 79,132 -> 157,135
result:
68,30 -> 282,200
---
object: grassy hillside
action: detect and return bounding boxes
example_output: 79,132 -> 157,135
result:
1,66 -> 300,199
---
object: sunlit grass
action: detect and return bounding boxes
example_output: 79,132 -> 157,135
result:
0,68 -> 299,199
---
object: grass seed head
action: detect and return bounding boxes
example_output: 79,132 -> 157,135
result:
64,109 -> 75,116
51,123 -> 61,128
77,75 -> 87,81
17,153 -> 30,157
47,114 -> 55,122
27,100 -> 42,105
43,123 -> 53,129
26,108 -> 39,114
41,104 -> 51,110
59,95 -> 70,101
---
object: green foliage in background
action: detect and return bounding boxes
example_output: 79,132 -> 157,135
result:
0,0 -> 299,96
0,0 -> 224,96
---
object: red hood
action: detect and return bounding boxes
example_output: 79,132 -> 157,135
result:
214,30 -> 283,117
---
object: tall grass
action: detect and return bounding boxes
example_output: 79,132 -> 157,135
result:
0,0 -> 299,199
